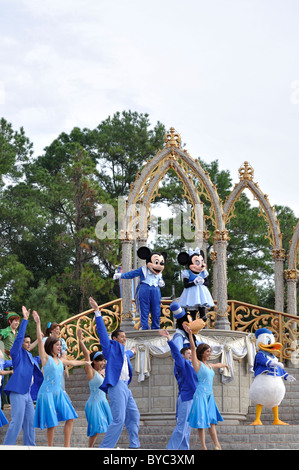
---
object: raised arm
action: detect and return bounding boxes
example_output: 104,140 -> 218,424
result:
77,328 -> 90,361
32,310 -> 48,367
183,324 -> 201,373
159,329 -> 185,370
10,306 -> 30,360
29,338 -> 40,351
89,297 -> 111,359
77,328 -> 94,380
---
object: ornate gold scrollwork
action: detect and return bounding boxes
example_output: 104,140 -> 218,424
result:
285,269 -> 299,280
238,161 -> 254,181
213,229 -> 229,242
272,249 -> 286,260
164,127 -> 181,148
60,297 -> 297,363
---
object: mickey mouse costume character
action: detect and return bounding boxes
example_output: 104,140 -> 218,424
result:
113,246 -> 167,330
177,247 -> 214,319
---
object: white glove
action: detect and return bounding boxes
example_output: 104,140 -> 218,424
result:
158,279 -> 165,288
269,360 -> 284,369
286,374 -> 296,382
113,273 -> 122,280
194,276 -> 204,285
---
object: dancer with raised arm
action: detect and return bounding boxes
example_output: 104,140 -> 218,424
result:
159,329 -> 198,450
77,328 -> 112,447
89,297 -> 140,449
32,310 -> 89,447
3,307 -> 43,446
184,324 -> 229,450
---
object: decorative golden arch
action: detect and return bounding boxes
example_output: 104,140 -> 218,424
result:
118,131 -> 297,329
223,161 -> 285,312
223,161 -> 283,252
120,127 -> 224,241
287,220 -> 299,272
285,220 -> 299,316
120,128 -> 229,329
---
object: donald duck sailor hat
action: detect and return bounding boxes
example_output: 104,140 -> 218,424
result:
255,328 -> 272,338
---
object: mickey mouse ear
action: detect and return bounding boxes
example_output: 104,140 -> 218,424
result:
177,252 -> 189,265
137,246 -> 151,260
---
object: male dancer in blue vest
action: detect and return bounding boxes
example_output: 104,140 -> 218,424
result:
159,328 -> 198,450
3,306 -> 43,446
89,297 -> 140,449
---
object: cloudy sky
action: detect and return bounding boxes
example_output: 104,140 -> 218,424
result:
1,0 -> 299,217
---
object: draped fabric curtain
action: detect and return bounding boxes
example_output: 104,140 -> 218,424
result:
126,332 -> 256,384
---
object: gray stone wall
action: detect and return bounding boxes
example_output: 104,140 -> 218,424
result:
128,331 -> 252,422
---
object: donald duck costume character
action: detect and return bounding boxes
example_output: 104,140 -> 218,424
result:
249,328 -> 296,425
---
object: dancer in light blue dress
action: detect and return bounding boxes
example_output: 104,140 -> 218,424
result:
78,328 -> 112,447
188,362 -> 223,429
33,311 -> 88,447
43,321 -> 69,390
184,324 -> 229,450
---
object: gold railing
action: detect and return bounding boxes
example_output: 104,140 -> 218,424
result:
60,299 -> 123,361
60,298 -> 299,362
228,300 -> 299,361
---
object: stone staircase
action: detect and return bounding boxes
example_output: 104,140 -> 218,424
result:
1,365 -> 299,450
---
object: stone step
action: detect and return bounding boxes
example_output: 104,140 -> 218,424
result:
2,364 -> 299,450
2,407 -> 299,450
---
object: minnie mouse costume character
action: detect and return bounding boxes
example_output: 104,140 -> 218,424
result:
177,248 -> 214,319
113,246 -> 167,330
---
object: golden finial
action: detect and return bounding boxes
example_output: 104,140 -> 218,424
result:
164,127 -> 181,148
239,161 -> 254,181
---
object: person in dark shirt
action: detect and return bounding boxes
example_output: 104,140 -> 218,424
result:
159,329 -> 198,450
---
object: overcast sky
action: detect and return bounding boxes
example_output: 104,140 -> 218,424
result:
1,0 -> 299,218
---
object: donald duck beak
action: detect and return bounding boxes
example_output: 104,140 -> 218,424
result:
259,342 -> 282,353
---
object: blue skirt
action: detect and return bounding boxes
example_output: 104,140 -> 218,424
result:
188,390 -> 223,429
34,388 -> 78,429
85,395 -> 112,436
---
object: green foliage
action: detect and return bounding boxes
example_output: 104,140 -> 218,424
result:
0,111 -> 298,329
0,118 -> 33,185
94,110 -> 166,197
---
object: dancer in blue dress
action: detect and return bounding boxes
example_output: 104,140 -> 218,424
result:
184,324 -> 229,450
32,310 -> 88,447
78,328 -> 112,447
43,321 -> 69,388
